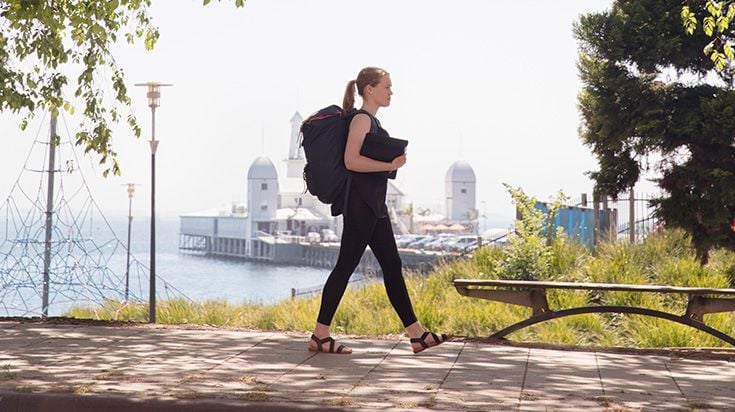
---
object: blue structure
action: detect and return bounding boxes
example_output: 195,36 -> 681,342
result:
534,202 -> 611,249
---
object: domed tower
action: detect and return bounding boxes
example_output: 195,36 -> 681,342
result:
247,156 -> 279,231
444,160 -> 477,221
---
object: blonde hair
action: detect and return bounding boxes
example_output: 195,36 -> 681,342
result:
342,67 -> 389,111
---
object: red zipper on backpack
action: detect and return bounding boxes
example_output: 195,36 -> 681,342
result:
304,112 -> 341,125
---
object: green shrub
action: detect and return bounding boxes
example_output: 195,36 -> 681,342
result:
493,185 -> 568,281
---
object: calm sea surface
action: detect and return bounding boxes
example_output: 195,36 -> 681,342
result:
105,216 -> 333,304
0,214 -> 334,315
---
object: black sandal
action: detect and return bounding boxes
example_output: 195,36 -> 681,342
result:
410,332 -> 450,354
308,334 -> 351,354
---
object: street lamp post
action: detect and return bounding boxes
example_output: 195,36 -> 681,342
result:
135,82 -> 172,324
41,112 -> 58,318
123,183 -> 137,303
480,200 -> 487,233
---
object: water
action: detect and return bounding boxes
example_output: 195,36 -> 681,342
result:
0,213 -> 333,315
107,215 -> 332,304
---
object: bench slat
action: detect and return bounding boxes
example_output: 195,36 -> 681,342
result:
453,279 -> 735,295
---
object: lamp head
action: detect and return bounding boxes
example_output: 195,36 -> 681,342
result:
147,87 -> 160,108
124,183 -> 137,198
135,82 -> 172,108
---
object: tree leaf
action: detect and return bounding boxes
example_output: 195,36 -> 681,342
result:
716,15 -> 730,32
686,14 -> 698,34
704,16 -> 716,36
711,52 -> 726,71
707,0 -> 723,18
682,7 -> 698,35
716,57 -> 725,71
681,5 -> 691,21
724,43 -> 735,60
704,41 -> 715,55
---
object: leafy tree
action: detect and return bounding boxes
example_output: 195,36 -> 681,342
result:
681,0 -> 735,71
0,0 -> 244,176
575,0 -> 735,264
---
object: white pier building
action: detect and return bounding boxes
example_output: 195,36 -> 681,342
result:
179,112 -> 478,261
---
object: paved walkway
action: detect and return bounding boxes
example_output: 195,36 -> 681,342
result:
0,320 -> 733,411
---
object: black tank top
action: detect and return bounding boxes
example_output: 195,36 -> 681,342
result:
350,110 -> 392,218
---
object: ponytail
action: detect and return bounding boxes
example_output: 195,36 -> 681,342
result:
342,67 -> 389,112
342,80 -> 357,112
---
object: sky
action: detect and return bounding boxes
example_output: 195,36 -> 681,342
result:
0,0 -> 658,224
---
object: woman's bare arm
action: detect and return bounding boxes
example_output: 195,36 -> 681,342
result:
343,114 -> 406,173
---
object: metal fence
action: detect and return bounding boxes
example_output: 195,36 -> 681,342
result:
290,269 -> 379,299
543,190 -> 661,249
608,191 -> 661,243
574,190 -> 661,245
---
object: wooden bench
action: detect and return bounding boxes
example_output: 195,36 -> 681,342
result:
453,279 -> 735,346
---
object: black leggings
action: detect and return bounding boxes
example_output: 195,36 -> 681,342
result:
316,192 -> 418,328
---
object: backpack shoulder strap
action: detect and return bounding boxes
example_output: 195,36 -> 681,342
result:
350,109 -> 381,131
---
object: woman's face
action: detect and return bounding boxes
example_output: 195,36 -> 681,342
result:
367,75 -> 393,107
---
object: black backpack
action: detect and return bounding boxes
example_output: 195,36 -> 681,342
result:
299,105 -> 356,216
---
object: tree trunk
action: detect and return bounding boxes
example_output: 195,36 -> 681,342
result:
698,250 -> 709,266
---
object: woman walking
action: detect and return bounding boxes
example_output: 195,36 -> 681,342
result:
308,67 -> 449,355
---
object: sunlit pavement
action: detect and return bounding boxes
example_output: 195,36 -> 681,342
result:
0,320 -> 733,411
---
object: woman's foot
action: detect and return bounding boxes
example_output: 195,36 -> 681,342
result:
307,334 -> 353,354
410,331 -> 450,354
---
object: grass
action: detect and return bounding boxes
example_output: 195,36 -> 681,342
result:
94,369 -> 125,380
322,398 -> 353,407
239,375 -> 258,384
243,391 -> 270,401
171,390 -> 203,400
1,364 -> 17,381
393,401 -> 419,408
48,385 -> 92,394
64,229 -> 735,348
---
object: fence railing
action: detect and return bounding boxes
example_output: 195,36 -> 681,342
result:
290,270 -> 378,299
597,191 -> 660,244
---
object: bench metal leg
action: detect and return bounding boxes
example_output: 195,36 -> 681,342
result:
455,286 -> 550,315
686,296 -> 735,322
489,306 -> 735,347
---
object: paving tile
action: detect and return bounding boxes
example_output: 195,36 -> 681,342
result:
435,343 -> 527,410
267,338 -> 400,404
518,402 -> 605,412
595,352 -> 688,410
357,340 -> 463,392
665,357 -> 735,410
519,348 -> 604,408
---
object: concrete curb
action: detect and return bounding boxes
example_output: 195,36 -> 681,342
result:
0,391 -> 347,412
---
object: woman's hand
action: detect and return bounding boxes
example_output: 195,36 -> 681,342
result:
391,153 -> 407,170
